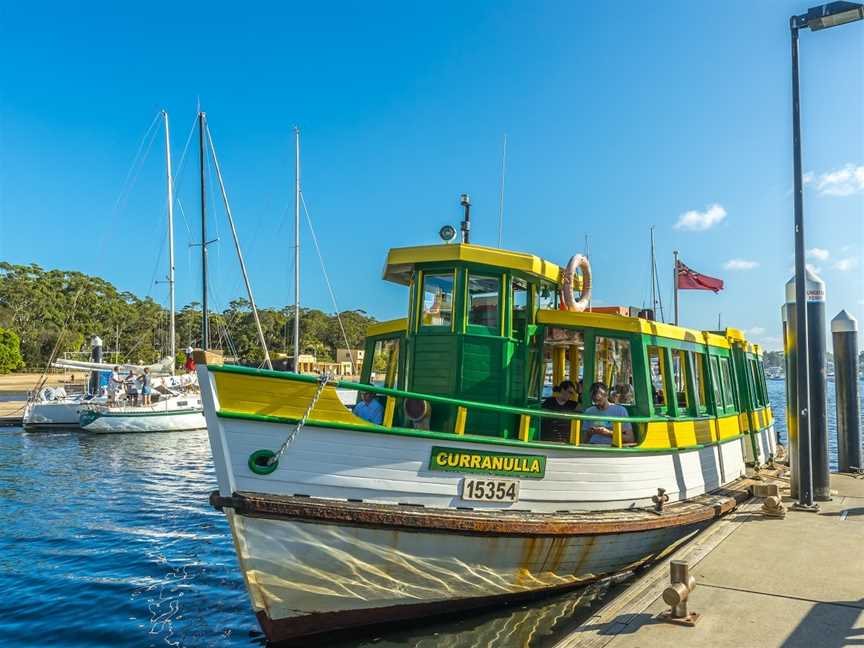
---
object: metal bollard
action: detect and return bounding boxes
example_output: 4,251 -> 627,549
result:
832,311 -> 862,473
661,560 -> 700,626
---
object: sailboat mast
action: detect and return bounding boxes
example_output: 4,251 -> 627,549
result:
162,110 -> 176,374
199,112 -> 210,350
293,127 -> 301,372
649,226 -> 657,317
205,124 -> 273,370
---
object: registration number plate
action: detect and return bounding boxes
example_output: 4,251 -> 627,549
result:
461,478 -> 520,503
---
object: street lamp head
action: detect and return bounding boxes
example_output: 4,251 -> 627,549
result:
800,1 -> 864,30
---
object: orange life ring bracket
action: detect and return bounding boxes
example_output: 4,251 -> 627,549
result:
561,254 -> 592,312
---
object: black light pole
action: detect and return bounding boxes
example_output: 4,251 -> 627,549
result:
789,1 -> 863,509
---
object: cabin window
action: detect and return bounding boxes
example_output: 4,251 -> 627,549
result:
709,356 -> 723,412
467,274 -> 501,330
420,273 -> 454,328
693,353 -> 708,413
370,338 -> 400,388
671,350 -> 689,411
647,346 -> 666,412
593,337 -> 634,405
719,357 -> 736,410
512,278 -> 529,338
537,283 -> 557,310
750,359 -> 765,407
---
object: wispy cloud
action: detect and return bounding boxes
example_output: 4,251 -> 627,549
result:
724,258 -> 759,270
802,171 -> 814,185
814,163 -> 864,197
747,326 -> 766,336
806,248 -> 830,261
674,204 -> 727,231
832,257 -> 859,272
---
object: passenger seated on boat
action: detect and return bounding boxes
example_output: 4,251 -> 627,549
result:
540,380 -> 580,443
582,382 -> 635,445
353,391 -> 384,425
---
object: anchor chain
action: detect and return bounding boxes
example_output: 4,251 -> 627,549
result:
267,372 -> 332,466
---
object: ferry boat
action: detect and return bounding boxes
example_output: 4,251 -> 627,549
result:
197,242 -> 776,644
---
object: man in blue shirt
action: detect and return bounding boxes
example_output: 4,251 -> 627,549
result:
353,391 -> 384,425
582,382 -> 635,445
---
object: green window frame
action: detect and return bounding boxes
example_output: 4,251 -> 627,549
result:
465,272 -> 502,335
718,356 -> 737,413
511,277 -> 530,340
418,271 -> 456,331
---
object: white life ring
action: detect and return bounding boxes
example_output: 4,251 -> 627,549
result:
561,254 -> 592,312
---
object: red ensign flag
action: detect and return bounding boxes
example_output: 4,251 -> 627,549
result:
676,260 -> 724,293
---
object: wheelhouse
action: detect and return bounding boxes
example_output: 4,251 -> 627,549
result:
360,243 -> 772,454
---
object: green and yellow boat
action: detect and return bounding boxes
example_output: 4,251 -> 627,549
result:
199,242 -> 776,643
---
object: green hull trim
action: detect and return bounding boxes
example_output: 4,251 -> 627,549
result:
215,408 -> 749,454
81,408 -> 203,426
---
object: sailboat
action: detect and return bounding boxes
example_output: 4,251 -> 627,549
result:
77,111 -> 205,433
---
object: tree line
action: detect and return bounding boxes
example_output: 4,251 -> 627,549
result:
0,262 -> 377,370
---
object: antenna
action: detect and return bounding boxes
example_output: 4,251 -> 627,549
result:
497,134 -> 507,248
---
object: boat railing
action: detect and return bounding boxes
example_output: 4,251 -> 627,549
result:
210,364 -> 672,449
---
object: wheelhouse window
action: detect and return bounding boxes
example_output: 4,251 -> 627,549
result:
467,274 -> 500,330
647,346 -> 666,412
512,277 -> 529,338
709,356 -> 724,412
420,273 -> 454,328
370,338 -> 400,388
595,337 -> 634,405
750,359 -> 765,407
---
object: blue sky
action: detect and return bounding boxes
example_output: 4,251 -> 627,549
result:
1,1 -> 862,350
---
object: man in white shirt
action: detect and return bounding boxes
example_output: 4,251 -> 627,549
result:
582,382 -> 635,445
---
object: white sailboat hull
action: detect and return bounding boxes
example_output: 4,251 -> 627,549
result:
80,396 -> 206,433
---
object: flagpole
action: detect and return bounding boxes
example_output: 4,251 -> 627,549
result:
673,249 -> 679,326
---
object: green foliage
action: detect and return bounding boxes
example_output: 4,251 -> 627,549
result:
0,327 -> 25,373
763,350 -> 784,370
0,262 -> 378,369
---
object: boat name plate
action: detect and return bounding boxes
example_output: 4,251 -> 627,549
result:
428,446 -> 546,479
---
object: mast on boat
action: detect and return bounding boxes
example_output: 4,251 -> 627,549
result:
205,124 -> 273,370
199,112 -> 210,350
293,127 -> 301,372
649,227 -> 665,323
162,110 -> 176,374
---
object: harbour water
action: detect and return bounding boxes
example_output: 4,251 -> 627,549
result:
1,381 -> 859,647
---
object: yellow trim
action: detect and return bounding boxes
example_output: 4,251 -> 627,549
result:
553,347 -> 566,386
383,243 -> 563,286
367,318 -> 408,338
518,415 -> 531,442
214,371 -> 371,427
383,396 -> 396,428
414,270 -> 424,332
538,309 -> 733,350
451,269 -> 458,333
612,421 -> 623,448
569,419 -> 581,445
568,346 -> 581,397
454,406 -> 467,435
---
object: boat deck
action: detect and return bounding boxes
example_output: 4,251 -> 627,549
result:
556,472 -> 864,648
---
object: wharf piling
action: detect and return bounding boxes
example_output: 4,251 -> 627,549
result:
832,310 -> 862,472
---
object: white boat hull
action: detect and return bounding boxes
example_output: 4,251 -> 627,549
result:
80,395 -> 206,433
23,397 -> 106,430
198,367 -> 776,641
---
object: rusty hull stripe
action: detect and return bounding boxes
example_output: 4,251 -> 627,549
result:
213,478 -> 754,537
